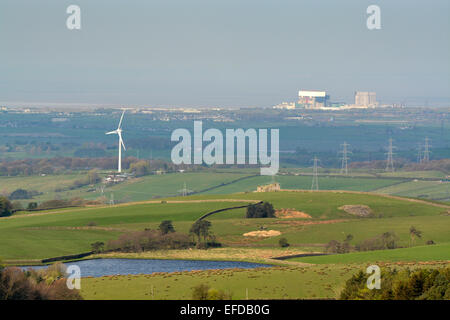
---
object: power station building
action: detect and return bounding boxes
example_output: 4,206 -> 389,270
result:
355,91 -> 377,107
297,90 -> 330,109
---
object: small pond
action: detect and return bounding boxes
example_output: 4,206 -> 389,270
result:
21,258 -> 271,277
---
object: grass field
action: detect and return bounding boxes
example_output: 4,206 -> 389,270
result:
80,261 -> 449,300
0,201 -> 251,260
101,172 -> 254,201
0,191 -> 448,261
374,180 -> 450,202
288,243 -> 450,264
1,185 -> 449,300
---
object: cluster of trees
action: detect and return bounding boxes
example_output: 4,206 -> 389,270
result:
189,220 -> 220,249
0,197 -> 12,217
105,220 -> 220,253
0,156 -> 197,177
349,158 -> 450,173
340,267 -> 450,300
0,263 -> 82,300
0,157 -> 138,176
403,159 -> 450,173
8,188 -> 41,200
246,202 -> 275,219
191,283 -> 232,300
0,194 -> 102,216
107,229 -> 192,252
69,169 -> 101,189
325,234 -> 354,254
106,221 -> 192,252
355,232 -> 399,251
326,227 -> 427,254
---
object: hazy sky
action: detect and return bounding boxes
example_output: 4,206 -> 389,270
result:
1,0 -> 449,107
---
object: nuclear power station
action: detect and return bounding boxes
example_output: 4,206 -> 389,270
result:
273,89 -> 384,110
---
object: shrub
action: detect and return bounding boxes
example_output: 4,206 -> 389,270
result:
340,267 -> 450,300
0,266 -> 82,300
9,189 -> 31,200
246,202 -> 275,218
91,241 -> 105,253
326,234 -> 354,253
27,202 -> 38,210
191,283 -> 210,300
278,237 -> 290,248
0,197 -> 13,217
190,220 -> 217,249
107,229 -> 192,252
191,283 -> 232,300
159,220 -> 175,234
356,232 -> 399,251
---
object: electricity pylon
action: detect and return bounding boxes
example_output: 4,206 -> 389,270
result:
311,156 -> 320,191
178,182 -> 193,197
422,137 -> 431,163
385,138 -> 395,172
109,193 -> 114,206
339,142 -> 351,175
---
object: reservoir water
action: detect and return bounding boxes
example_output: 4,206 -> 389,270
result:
21,258 -> 270,277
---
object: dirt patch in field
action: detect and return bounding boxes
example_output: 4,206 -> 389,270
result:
243,230 -> 281,237
338,205 -> 373,217
275,208 -> 312,219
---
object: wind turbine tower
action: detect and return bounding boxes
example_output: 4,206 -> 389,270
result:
339,142 -> 351,175
385,138 -> 395,172
106,110 -> 126,173
311,156 -> 320,191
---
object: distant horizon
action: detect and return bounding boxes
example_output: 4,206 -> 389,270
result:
1,95 -> 450,110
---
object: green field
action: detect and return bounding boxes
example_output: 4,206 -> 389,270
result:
288,243 -> 450,264
80,261 -> 449,300
1,185 -> 449,300
80,264 -> 354,300
1,190 -> 448,262
374,180 -> 450,202
0,201 -> 251,260
3,167 -> 449,207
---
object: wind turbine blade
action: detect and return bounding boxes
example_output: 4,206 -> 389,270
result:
106,130 -> 118,135
118,131 -> 126,151
117,110 -> 125,129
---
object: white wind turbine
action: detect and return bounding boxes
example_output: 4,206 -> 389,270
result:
106,110 -> 126,173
